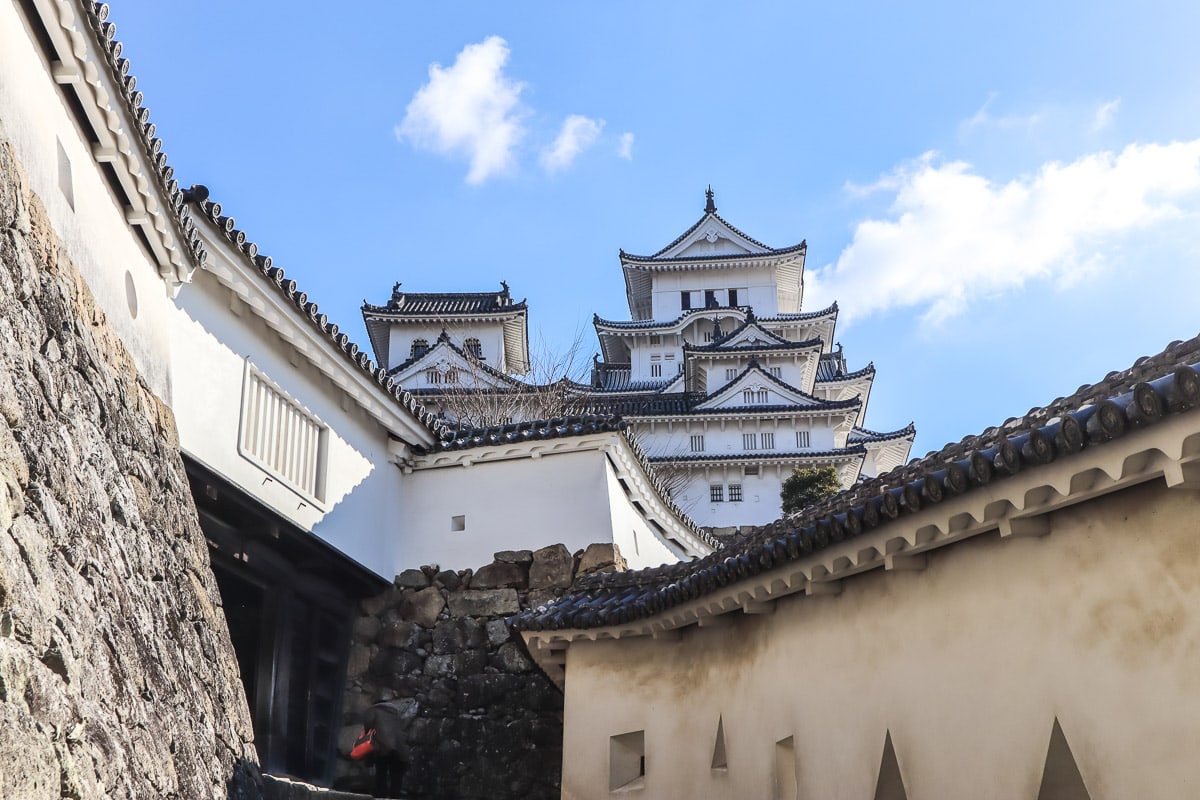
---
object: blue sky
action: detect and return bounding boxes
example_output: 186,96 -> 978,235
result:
111,1 -> 1200,457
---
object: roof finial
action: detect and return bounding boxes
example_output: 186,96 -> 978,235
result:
704,184 -> 716,214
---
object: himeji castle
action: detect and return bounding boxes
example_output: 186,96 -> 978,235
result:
586,188 -> 913,527
363,188 -> 914,528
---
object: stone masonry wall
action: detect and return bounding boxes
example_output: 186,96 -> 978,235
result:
335,543 -> 627,799
0,137 -> 261,797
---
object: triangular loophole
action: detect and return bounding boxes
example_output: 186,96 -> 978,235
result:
874,730 -> 908,800
1037,718 -> 1092,800
711,716 -> 728,770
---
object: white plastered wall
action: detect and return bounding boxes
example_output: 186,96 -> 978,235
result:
559,480 -> 1200,798
0,2 -> 174,399
168,266 -> 406,578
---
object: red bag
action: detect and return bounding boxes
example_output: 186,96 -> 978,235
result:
350,727 -> 376,760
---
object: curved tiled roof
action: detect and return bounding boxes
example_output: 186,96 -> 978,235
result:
513,335 -> 1200,632
816,360 -> 875,383
593,303 -> 838,331
648,446 -> 866,465
421,415 -> 720,551
621,195 -> 804,261
79,4 -> 207,272
187,190 -> 447,438
362,283 -> 527,316
621,241 -> 807,265
684,335 -> 822,355
849,423 -> 917,444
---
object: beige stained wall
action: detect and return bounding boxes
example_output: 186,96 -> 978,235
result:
561,479 -> 1200,799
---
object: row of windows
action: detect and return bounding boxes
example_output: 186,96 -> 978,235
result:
411,338 -> 482,360
710,484 -> 743,502
680,288 -> 746,310
648,353 -> 677,378
743,389 -> 769,404
727,366 -> 782,381
688,430 -> 811,452
425,368 -> 460,384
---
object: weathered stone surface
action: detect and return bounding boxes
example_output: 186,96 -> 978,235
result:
395,568 -> 430,589
0,139 -> 260,797
448,588 -> 520,617
434,569 -> 460,590
398,587 -> 445,628
470,559 -> 528,589
577,542 -> 627,575
528,544 -> 575,589
377,619 -> 419,648
335,546 -> 603,799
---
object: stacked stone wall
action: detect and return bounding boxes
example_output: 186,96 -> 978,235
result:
0,137 -> 260,797
336,543 -> 626,799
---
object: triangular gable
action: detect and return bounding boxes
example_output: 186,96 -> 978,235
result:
390,339 -> 520,392
1037,719 -> 1092,800
696,363 -> 825,410
655,214 -> 772,260
714,318 -> 792,349
874,731 -> 908,800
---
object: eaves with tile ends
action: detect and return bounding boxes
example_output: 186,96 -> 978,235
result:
187,190 -> 447,442
513,333 -> 1200,634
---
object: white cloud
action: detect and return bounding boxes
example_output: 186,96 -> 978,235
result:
617,132 -> 635,160
962,93 -> 1041,131
1092,98 -> 1121,132
541,115 -> 605,173
807,141 -> 1200,327
396,36 -> 527,184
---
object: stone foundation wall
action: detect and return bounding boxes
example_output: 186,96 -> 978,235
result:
336,543 -> 626,799
0,138 -> 261,797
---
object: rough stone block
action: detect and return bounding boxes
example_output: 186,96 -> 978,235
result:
494,549 -> 533,564
432,619 -> 467,655
496,641 -> 534,673
377,619 -> 419,649
471,560 -> 528,589
528,544 -> 574,589
395,568 -> 430,589
577,542 -> 627,575
397,586 -> 445,628
434,569 -> 460,590
486,618 -> 512,647
447,588 -> 520,617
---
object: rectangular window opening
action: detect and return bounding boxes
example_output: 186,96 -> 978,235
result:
680,291 -> 692,311
742,433 -> 758,450
796,430 -> 810,448
238,364 -> 327,505
762,432 -> 775,450
775,736 -> 797,800
450,514 -> 466,532
56,138 -> 74,210
729,484 -> 743,502
610,730 -> 645,792
689,434 -> 705,453
709,485 -> 724,503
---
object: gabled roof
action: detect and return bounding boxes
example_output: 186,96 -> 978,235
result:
695,360 -> 857,412
189,192 -> 447,441
387,332 -> 524,390
621,188 -> 805,263
513,333 -> 1200,634
849,423 -> 917,444
362,282 -> 526,316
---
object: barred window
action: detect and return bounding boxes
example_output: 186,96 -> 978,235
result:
796,430 -> 810,448
743,389 -> 768,404
710,485 -> 724,503
742,433 -> 758,450
769,366 -> 782,379
729,484 -> 743,502
464,337 -> 483,358
239,364 -> 327,503
690,434 -> 705,452
761,432 -> 775,449
426,369 -> 442,384
726,368 -> 738,381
